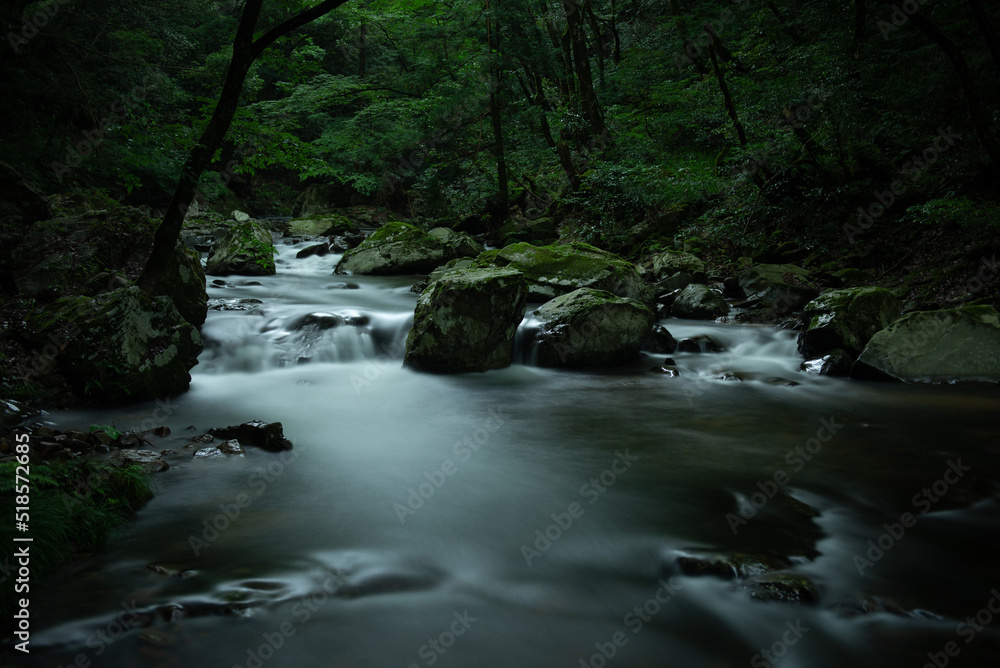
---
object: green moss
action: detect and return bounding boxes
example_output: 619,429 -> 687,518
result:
470,242 -> 649,303
0,460 -> 154,617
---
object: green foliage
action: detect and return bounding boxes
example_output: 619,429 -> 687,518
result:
234,222 -> 278,270
0,459 -> 154,616
90,424 -> 123,441
904,198 -> 1000,231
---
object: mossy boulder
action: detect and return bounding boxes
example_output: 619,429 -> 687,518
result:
427,227 -> 485,258
404,267 -> 527,373
671,284 -> 730,320
798,287 -> 900,358
644,250 -> 707,282
142,242 -> 208,327
335,222 -> 470,275
206,221 -> 276,276
739,264 -> 819,311
25,286 -> 203,402
530,288 -> 654,367
852,306 -> 1000,383
471,241 -> 650,304
286,213 -> 357,237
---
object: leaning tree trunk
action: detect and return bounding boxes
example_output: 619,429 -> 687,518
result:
139,0 -> 350,293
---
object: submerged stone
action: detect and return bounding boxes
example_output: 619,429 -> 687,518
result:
208,420 -> 292,451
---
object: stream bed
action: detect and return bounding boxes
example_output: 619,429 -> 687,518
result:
20,241 -> 1000,667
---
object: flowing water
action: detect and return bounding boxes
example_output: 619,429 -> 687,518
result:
19,241 -> 1000,667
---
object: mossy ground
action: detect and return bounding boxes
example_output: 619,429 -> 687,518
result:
0,459 -> 154,620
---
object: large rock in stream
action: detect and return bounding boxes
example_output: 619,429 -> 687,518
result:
335,222 -> 479,275
404,267 -> 527,373
851,305 -> 1000,383
671,284 -> 730,320
530,288 -> 654,367
206,221 -> 276,276
472,241 -> 650,304
642,249 -> 707,283
798,287 -> 900,358
739,264 -> 819,311
286,213 -> 357,237
25,286 -> 203,402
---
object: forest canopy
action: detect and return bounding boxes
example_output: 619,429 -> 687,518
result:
2,0 -> 998,259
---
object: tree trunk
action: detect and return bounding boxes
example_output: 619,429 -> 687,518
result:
139,0 -> 351,293
907,10 -> 1000,174
490,90 -> 509,223
564,0 -> 605,143
969,0 -> 1000,74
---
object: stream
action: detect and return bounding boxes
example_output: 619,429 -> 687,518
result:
20,240 -> 1000,667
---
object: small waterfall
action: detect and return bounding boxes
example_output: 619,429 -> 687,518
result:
198,307 -> 413,373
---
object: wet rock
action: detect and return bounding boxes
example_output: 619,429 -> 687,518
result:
208,420 -> 292,451
745,572 -> 820,605
647,324 -> 678,353
471,241 -> 651,304
208,298 -> 264,311
427,227 -> 485,258
531,288 -> 655,367
1,399 -> 35,428
112,449 -> 169,472
798,287 -> 900,358
292,313 -> 345,330
404,267 -> 527,373
296,242 -> 330,258
723,277 -> 746,299
24,286 -> 203,402
206,221 -> 276,276
330,232 -> 364,252
194,439 -> 245,458
676,335 -> 726,354
643,250 -> 707,282
674,551 -> 791,580
287,213 -> 357,237
653,272 -> 697,294
852,305 -> 1000,383
671,284 -> 730,320
739,264 -> 819,312
651,366 -> 681,376
800,349 -> 852,376
334,222 -> 463,275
